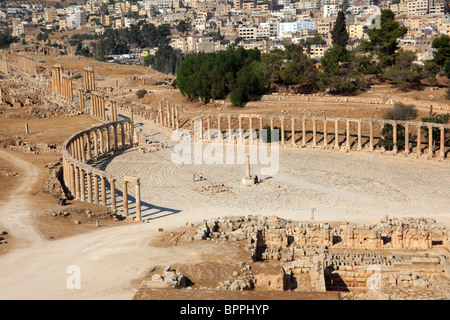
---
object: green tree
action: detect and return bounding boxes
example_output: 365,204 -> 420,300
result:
176,20 -> 187,33
431,35 -> 450,76
421,113 -> 450,146
318,45 -> 364,93
145,45 -> 184,75
383,50 -> 424,89
331,11 -> 349,50
380,103 -> 418,150
363,9 -> 407,71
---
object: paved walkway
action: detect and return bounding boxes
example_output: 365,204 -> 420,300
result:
104,110 -> 450,226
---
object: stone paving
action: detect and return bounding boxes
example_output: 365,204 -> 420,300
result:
97,117 -> 450,225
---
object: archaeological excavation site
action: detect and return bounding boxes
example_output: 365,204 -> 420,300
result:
0,42 -> 449,302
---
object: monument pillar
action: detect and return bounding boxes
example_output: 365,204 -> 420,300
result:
123,181 -> 128,217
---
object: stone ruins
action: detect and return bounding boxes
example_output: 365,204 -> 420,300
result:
191,215 -> 450,299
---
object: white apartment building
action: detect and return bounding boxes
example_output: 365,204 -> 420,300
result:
66,6 -> 87,29
323,4 -> 339,17
260,20 -> 279,36
278,20 -> 316,38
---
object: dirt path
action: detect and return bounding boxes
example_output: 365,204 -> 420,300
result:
0,149 -> 43,248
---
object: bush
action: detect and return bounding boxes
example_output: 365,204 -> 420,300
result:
445,87 -> 450,100
380,102 -> 417,151
136,89 -> 147,99
383,102 -> 417,121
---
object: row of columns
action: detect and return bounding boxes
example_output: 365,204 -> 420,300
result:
67,122 -> 133,163
110,101 -> 118,122
197,115 -> 448,160
84,68 -> 95,92
51,65 -> 63,96
157,100 -> 179,129
63,120 -> 141,219
51,65 -> 73,101
61,76 -> 73,101
91,93 -> 106,121
78,89 -> 85,111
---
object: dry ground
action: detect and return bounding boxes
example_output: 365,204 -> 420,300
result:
0,56 -> 449,299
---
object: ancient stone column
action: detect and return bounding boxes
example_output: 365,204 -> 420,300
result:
227,116 -> 232,133
270,117 -> 274,132
166,102 -> 170,127
369,121 -> 374,151
135,181 -> 141,221
93,174 -> 99,204
334,120 -> 339,149
101,176 -> 107,205
217,115 -> 221,138
428,126 -> 433,157
238,117 -> 243,143
87,172 -> 93,203
346,120 -> 350,150
68,79 -> 73,101
246,154 -> 250,178
357,120 -> 362,151
105,126 -> 111,152
291,118 -> 295,146
312,119 -> 317,146
129,120 -> 134,147
439,127 -> 445,159
175,105 -> 179,129
404,125 -> 410,155
70,164 -> 75,196
111,178 -> 116,212
93,129 -> 99,157
302,118 -> 306,146
85,132 -> 91,160
80,169 -> 85,201
280,118 -> 285,145
99,128 -> 104,153
159,101 -> 163,126
120,122 -> 125,148
393,123 -> 398,154
83,69 -> 87,91
113,124 -> 118,150
74,166 -> 80,200
171,104 -> 175,129
417,124 -> 421,155
323,120 -> 327,148
379,122 -> 386,153
122,181 -> 128,217
207,117 -> 211,140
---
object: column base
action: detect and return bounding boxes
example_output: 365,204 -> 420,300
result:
241,177 -> 255,186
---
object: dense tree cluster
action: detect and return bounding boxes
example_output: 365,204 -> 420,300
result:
175,46 -> 266,106
74,22 -> 171,61
0,30 -> 18,49
143,45 -> 184,75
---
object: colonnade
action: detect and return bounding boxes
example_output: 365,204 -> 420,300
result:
62,119 -> 142,219
84,68 -> 95,91
110,101 -> 118,122
91,93 -> 106,121
51,65 -> 73,101
156,100 -> 179,129
192,114 -> 450,160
